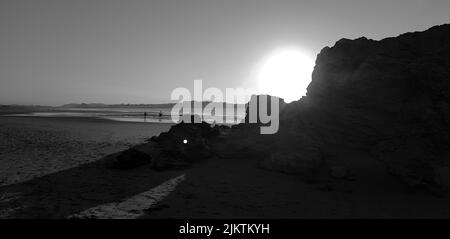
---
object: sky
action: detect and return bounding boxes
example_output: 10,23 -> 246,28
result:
0,0 -> 449,105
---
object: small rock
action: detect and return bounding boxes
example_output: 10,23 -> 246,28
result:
317,184 -> 334,192
330,166 -> 348,179
113,148 -> 152,170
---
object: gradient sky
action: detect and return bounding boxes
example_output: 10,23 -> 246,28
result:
1,0 -> 449,105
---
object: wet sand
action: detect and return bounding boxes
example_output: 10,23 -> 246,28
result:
0,116 -> 172,186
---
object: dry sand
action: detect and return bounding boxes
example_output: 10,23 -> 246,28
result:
141,152 -> 450,218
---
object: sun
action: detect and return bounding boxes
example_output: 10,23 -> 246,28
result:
257,47 -> 314,103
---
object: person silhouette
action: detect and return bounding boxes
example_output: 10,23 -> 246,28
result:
144,112 -> 147,122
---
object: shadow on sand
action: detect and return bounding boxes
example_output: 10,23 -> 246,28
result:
0,153 -> 183,218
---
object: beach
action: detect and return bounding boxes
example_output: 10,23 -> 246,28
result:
2,115 -> 450,218
0,116 -> 172,187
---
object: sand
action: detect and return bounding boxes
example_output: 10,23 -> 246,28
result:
0,116 -> 172,186
140,151 -> 450,218
68,174 -> 186,219
2,116 -> 450,218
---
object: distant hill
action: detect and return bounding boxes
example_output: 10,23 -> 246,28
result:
0,105 -> 53,115
60,101 -> 246,109
60,103 -> 176,108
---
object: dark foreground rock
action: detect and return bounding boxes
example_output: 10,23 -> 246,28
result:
113,148 -> 153,170
112,120 -> 230,170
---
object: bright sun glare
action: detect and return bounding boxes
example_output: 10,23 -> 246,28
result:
257,47 -> 314,103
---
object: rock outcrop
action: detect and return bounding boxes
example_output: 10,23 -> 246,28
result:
112,119 -> 229,170
233,24 -> 450,192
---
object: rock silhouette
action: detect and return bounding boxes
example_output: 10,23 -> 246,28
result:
112,118 -> 230,170
111,24 -> 450,195
232,24 -> 450,193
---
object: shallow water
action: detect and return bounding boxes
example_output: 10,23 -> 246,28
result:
4,107 -> 245,124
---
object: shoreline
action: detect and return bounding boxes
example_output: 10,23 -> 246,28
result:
0,115 -> 175,125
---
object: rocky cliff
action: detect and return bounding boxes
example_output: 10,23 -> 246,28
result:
112,24 -> 450,194
234,24 -> 450,191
